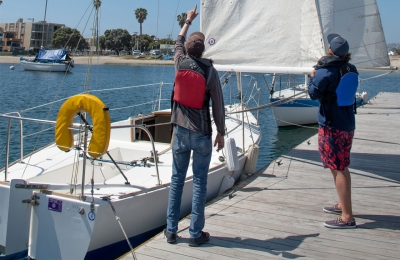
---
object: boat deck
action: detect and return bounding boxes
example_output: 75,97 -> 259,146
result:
122,92 -> 400,260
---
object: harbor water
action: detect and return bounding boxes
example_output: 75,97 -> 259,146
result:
0,63 -> 399,172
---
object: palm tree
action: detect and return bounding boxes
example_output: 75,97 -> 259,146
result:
177,13 -> 187,28
135,8 -> 148,51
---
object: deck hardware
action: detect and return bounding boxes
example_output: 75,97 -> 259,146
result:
22,194 -> 40,206
149,150 -> 159,163
228,191 -> 236,199
100,195 -> 111,201
78,207 -> 85,215
15,184 -> 48,189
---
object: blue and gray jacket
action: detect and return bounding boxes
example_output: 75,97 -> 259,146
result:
308,55 -> 358,131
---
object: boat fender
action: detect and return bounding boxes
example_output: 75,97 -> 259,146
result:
55,94 -> 111,158
218,175 -> 235,195
244,143 -> 260,175
361,92 -> 368,104
223,137 -> 239,171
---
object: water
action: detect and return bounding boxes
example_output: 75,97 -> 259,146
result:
1,63 -> 400,171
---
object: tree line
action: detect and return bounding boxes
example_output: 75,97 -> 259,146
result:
51,8 -> 189,55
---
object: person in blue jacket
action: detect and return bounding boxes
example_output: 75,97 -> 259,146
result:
308,34 -> 358,229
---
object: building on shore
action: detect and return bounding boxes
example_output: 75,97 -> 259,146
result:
0,18 -> 65,52
0,27 -> 3,52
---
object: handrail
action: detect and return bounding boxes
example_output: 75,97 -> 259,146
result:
2,112 -> 23,181
110,124 -> 161,185
0,114 -> 162,186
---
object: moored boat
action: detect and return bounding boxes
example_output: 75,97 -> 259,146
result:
20,48 -> 74,72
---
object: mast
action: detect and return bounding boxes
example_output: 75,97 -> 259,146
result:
84,0 -> 101,93
41,0 -> 48,48
94,0 -> 101,53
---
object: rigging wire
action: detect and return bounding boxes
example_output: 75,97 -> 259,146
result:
170,0 -> 181,40
20,3 -> 97,178
84,5 -> 98,93
63,1 -> 93,49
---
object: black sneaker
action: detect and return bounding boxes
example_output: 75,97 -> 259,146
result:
324,217 -> 356,229
323,204 -> 342,215
164,229 -> 177,244
189,231 -> 210,247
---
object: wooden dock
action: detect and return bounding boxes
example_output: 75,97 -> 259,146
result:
123,92 -> 400,260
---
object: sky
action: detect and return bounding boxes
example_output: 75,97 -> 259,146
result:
0,0 -> 399,43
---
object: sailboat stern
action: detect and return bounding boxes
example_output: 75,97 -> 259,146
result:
0,179 -> 32,258
28,192 -> 96,260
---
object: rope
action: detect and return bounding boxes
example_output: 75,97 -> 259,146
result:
106,198 -> 137,260
19,97 -> 70,113
109,101 -> 155,111
359,70 -> 394,81
88,83 -> 168,93
258,109 -> 319,129
226,90 -> 309,114
23,126 -> 55,138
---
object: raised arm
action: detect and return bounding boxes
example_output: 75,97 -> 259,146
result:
179,5 -> 198,38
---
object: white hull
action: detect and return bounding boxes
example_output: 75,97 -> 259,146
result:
270,88 -> 367,127
20,60 -> 73,72
270,88 -> 319,127
0,107 -> 260,259
272,106 -> 318,127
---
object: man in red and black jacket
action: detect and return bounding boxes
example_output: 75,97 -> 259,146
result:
165,5 -> 225,247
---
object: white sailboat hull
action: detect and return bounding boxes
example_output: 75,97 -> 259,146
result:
270,88 -> 367,127
20,60 -> 73,72
0,109 -> 261,259
27,155 -> 248,259
272,105 -> 318,127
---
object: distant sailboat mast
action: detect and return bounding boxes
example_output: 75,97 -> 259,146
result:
41,0 -> 48,48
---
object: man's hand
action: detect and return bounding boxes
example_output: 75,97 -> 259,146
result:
310,69 -> 316,77
187,5 -> 198,22
214,133 -> 224,152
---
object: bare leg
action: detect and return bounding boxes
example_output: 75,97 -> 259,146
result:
330,167 -> 353,221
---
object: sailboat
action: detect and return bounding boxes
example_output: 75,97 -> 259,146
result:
0,1 -> 260,259
201,0 -> 394,127
20,47 -> 74,72
19,0 -> 74,72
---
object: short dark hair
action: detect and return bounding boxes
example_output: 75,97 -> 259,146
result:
186,32 -> 205,58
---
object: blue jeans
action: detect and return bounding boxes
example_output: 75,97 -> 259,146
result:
166,125 -> 212,238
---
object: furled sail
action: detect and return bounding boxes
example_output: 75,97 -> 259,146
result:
201,0 -> 390,69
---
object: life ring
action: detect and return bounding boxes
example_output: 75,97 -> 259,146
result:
55,94 -> 111,158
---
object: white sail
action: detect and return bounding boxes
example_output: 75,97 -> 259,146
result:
201,0 -> 390,69
201,0 -> 324,68
317,0 -> 390,68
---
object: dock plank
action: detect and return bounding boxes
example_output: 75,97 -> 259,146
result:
130,92 -> 400,259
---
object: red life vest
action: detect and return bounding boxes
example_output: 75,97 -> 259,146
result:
173,69 -> 206,109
